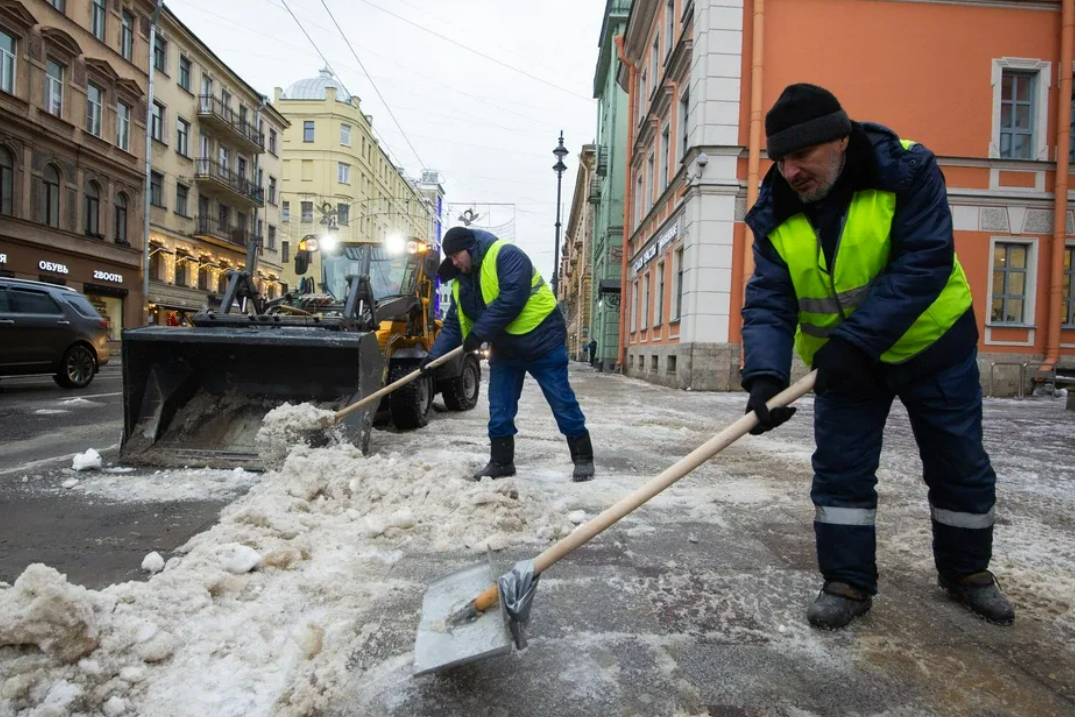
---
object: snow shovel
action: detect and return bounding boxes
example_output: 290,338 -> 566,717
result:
329,346 -> 465,426
412,370 -> 817,676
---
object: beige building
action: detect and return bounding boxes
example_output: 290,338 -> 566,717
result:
0,0 -> 154,343
144,7 -> 289,324
559,144 -> 596,361
273,68 -> 432,292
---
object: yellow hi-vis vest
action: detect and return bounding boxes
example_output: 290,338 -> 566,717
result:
452,240 -> 558,337
766,140 -> 973,366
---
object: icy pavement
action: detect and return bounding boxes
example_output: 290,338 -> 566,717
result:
2,365 -> 1074,717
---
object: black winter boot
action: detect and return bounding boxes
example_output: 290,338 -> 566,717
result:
806,582 -> 873,630
567,432 -> 595,482
473,436 -> 516,481
939,570 -> 1015,625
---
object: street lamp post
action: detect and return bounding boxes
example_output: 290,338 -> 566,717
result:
552,131 -> 568,300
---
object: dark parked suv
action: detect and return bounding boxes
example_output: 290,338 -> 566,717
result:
0,278 -> 111,388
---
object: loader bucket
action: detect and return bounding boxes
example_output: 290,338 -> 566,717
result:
119,325 -> 385,470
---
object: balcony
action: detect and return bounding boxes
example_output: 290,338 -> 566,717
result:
197,95 -> 265,154
596,146 -> 608,177
193,158 -> 264,207
588,178 -> 601,204
194,214 -> 262,249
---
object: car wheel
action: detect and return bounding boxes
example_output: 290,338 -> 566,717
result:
55,345 -> 96,389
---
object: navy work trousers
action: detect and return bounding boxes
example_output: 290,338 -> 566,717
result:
811,349 -> 996,594
488,344 -> 588,439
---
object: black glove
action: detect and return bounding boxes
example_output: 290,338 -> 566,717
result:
418,355 -> 436,377
812,337 -> 876,396
462,332 -> 483,353
745,377 -> 796,435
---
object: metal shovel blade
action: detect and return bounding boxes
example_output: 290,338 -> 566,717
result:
413,558 -> 512,676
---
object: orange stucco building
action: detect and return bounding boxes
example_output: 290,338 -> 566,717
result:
617,0 -> 1075,395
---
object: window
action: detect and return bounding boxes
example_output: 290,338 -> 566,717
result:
85,83 -> 103,136
647,152 -> 655,207
114,193 -> 127,243
655,261 -> 665,325
116,101 -> 131,151
268,176 -> 277,204
282,241 -> 290,263
0,146 -> 12,215
1,30 -> 16,95
1063,247 -> 1075,326
218,204 -> 230,231
642,273 -> 650,329
150,171 -> 164,207
153,35 -> 167,73
42,165 -> 60,227
673,247 -> 684,320
340,124 -> 351,146
651,35 -> 659,88
679,89 -> 689,161
175,255 -> 189,286
148,246 -> 161,280
198,263 -> 209,290
218,145 -> 229,171
301,201 -> 313,222
48,0 -> 66,12
92,0 -> 106,41
661,125 -> 670,189
12,289 -> 60,314
269,128 -> 277,154
84,181 -> 100,236
304,121 -> 314,142
121,11 -> 133,61
667,355 -> 676,374
237,157 -> 247,181
337,203 -> 349,225
1000,71 -> 1034,160
176,118 -> 190,156
635,175 -> 643,228
151,101 -> 165,142
665,0 -> 675,60
45,60 -> 63,116
220,87 -> 230,110
282,200 -> 290,222
338,162 -> 350,184
268,225 -> 276,250
200,75 -> 211,111
179,56 -> 191,91
239,105 -> 248,131
176,183 -> 189,216
991,242 -> 1028,324
631,281 -> 638,332
639,70 -> 647,119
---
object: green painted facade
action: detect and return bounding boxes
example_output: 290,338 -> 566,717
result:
591,0 -> 632,370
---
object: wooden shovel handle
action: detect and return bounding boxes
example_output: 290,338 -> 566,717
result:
333,346 -> 466,423
532,370 -> 817,575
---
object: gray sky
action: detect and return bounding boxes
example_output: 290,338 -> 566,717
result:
168,0 -> 605,279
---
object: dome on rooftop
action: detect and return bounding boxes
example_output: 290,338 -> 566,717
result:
282,68 -> 352,103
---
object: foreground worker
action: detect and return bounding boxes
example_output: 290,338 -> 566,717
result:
422,227 -> 594,482
741,83 -> 1015,629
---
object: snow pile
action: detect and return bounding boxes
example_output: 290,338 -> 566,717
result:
0,446 -> 568,716
255,402 -> 338,463
141,553 -> 164,574
71,448 -> 103,472
0,565 -> 100,663
75,466 -> 259,503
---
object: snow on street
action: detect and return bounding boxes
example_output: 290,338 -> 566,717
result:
2,364 -> 1074,717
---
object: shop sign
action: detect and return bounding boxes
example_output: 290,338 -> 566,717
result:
38,260 -> 69,274
631,219 -> 679,274
0,253 -> 7,264
93,269 -> 124,284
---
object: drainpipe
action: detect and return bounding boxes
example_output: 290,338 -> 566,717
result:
142,0 -> 165,325
740,0 -> 765,369
615,34 -> 635,371
1043,0 -> 1075,373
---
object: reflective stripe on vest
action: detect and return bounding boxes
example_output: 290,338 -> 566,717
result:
453,240 -> 558,337
766,139 -> 973,366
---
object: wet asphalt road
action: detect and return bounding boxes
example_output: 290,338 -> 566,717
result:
0,361 -> 234,589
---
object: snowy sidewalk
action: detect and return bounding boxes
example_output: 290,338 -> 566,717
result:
2,365 -> 1074,717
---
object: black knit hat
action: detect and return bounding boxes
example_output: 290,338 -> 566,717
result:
438,226 -> 477,280
765,83 -> 852,160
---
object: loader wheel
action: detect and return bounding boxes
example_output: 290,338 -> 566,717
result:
442,354 -> 480,411
390,362 -> 432,430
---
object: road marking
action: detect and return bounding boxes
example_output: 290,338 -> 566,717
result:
0,444 -> 119,477
68,391 -> 123,400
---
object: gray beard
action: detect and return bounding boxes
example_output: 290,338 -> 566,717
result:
797,153 -> 847,204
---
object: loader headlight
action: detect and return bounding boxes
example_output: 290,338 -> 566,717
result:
320,234 -> 339,253
386,234 -> 406,255
299,237 -> 319,253
405,240 -> 428,254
